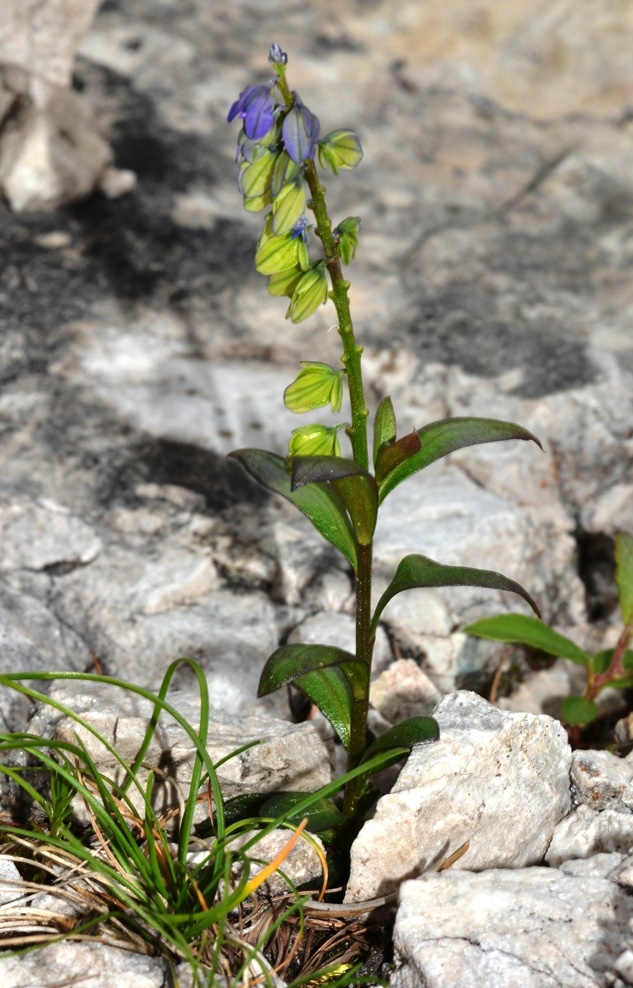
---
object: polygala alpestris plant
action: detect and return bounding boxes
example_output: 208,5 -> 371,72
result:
227,44 -> 542,834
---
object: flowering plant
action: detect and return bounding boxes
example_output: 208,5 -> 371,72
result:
228,46 -> 541,833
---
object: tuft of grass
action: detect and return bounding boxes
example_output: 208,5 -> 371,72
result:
0,662 -> 389,986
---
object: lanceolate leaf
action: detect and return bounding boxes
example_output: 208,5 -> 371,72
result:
292,455 -> 378,545
361,716 -> 439,764
562,695 -> 599,726
373,396 -> 397,467
332,474 -> 377,545
378,417 -> 542,503
615,533 -> 633,625
258,643 -> 359,695
259,792 -> 345,832
293,666 -> 354,750
464,614 -> 590,665
229,449 -> 357,571
375,431 -> 422,485
291,454 -> 368,487
371,555 -> 540,635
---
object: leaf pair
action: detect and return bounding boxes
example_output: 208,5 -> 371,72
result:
373,408 -> 542,504
258,641 -> 438,763
230,415 -> 542,573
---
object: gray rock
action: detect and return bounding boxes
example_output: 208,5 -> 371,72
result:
1,0 -> 102,88
0,495 -> 101,571
0,857 -> 22,906
0,576 -> 92,732
0,1 -> 118,212
392,867 -> 632,988
25,682 -> 334,824
546,805 -> 633,867
225,828 -> 326,897
345,691 -> 571,901
369,659 -> 442,722
559,852 -> 625,881
0,74 -> 112,213
0,941 -> 171,988
571,749 -> 633,814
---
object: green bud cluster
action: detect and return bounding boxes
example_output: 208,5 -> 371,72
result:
228,52 -> 363,328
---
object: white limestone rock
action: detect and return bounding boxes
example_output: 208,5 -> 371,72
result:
0,1 -> 103,88
0,495 -> 101,571
345,690 -> 571,902
25,682 -> 334,824
0,67 -> 112,213
0,1 -> 117,211
0,577 -> 92,732
226,828 -> 326,897
392,867 -> 632,988
0,857 -> 23,906
0,941 -> 171,988
571,749 -> 633,813
546,805 -> 633,867
370,659 -> 442,722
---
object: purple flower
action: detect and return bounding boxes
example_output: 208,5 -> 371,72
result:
282,95 -> 320,164
227,83 -> 276,140
290,215 -> 309,241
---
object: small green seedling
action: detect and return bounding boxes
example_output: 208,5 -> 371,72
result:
465,532 -> 633,727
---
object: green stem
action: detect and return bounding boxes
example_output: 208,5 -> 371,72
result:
342,542 -> 374,819
276,64 -> 374,818
275,68 -> 369,470
303,159 -> 369,470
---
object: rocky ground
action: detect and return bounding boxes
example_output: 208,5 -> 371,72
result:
1,1 -> 633,985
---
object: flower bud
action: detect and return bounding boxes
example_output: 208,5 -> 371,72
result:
285,262 -> 328,323
267,268 -> 304,298
288,423 -> 343,459
239,150 -> 277,200
334,216 -> 361,265
271,150 -> 299,198
268,43 -> 288,66
255,230 -> 310,276
317,129 -> 363,174
284,362 -> 344,413
282,95 -> 320,163
271,180 -> 306,234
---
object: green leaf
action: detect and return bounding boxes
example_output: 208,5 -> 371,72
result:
362,717 -> 439,764
562,695 -> 599,726
378,417 -> 542,503
291,454 -> 368,487
372,556 -> 541,635
292,455 -> 378,545
259,792 -> 345,832
373,396 -> 397,467
464,614 -> 590,665
219,792 -> 271,827
615,533 -> 633,625
375,431 -> 422,485
258,643 -> 359,695
229,449 -> 357,571
293,666 -> 354,750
